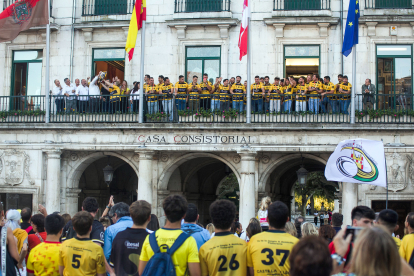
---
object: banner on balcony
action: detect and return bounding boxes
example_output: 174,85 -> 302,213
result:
0,0 -> 49,43
324,139 -> 386,187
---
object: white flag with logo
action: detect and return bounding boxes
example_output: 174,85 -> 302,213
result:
324,139 -> 386,187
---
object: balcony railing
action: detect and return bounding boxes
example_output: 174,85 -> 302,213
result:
3,0 -> 53,17
274,0 -> 330,10
365,0 -> 412,9
82,0 -> 135,16
1,94 -> 413,124
175,0 -> 231,13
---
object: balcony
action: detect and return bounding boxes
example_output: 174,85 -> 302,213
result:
174,0 -> 231,13
273,0 -> 331,11
0,94 -> 413,124
364,0 -> 413,9
82,0 -> 135,16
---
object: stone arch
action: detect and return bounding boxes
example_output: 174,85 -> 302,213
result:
158,152 -> 241,191
67,151 -> 139,190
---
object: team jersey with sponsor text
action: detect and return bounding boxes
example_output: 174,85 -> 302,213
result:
200,81 -> 214,98
175,82 -> 188,99
270,85 -> 283,100
296,84 -> 308,102
199,232 -> 247,276
323,82 -> 336,99
159,84 -> 174,100
219,85 -> 231,102
339,82 -> 352,100
231,83 -> 246,102
188,84 -> 201,100
247,230 -> 299,276
283,85 -> 297,101
145,84 -> 158,102
251,83 -> 263,100
262,83 -> 273,102
308,81 -> 322,99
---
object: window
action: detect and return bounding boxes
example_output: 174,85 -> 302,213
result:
274,0 -> 330,10
0,193 -> 32,211
376,45 -> 412,110
374,0 -> 411,8
92,48 -> 125,82
82,0 -> 134,16
284,45 -> 320,78
185,46 -> 221,83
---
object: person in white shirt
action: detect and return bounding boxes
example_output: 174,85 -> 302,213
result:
63,78 -> 77,112
89,74 -> 101,113
257,196 -> 271,231
129,82 -> 140,113
52,79 -> 64,113
76,79 -> 89,113
306,203 -> 311,215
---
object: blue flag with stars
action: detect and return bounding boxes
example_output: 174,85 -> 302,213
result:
342,0 -> 360,57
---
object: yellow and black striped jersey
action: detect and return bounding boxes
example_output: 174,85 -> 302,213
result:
283,85 -> 297,100
262,83 -> 273,102
339,82 -> 352,100
247,230 -> 299,276
159,84 -> 174,100
296,84 -> 308,102
145,84 -> 158,102
200,82 -> 213,98
200,232 -> 247,276
270,84 -> 283,100
219,85 -> 231,102
188,84 -> 201,100
308,81 -> 322,98
251,83 -> 263,100
231,83 -> 246,102
175,82 -> 188,99
59,237 -> 106,276
323,82 -> 336,99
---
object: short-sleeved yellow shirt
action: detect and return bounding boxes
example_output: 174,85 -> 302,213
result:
308,81 -> 322,98
27,241 -> 61,276
283,85 -> 297,101
270,84 -> 283,100
140,229 -> 200,276
251,83 -> 263,100
339,82 -> 352,100
231,83 -> 246,102
399,233 -> 414,262
323,82 -> 336,99
296,84 -> 308,102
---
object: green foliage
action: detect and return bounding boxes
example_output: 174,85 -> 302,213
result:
145,112 -> 168,121
217,174 -> 239,208
355,109 -> 413,121
0,110 -> 46,121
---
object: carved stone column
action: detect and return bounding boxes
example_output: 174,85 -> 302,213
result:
238,148 -> 257,229
342,182 -> 358,226
44,150 -> 62,213
157,190 -> 170,227
137,151 -> 155,205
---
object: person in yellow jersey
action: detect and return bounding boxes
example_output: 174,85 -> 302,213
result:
333,74 -> 343,114
218,78 -> 231,111
143,74 -> 150,91
212,77 -> 222,112
399,212 -> 414,263
283,78 -> 297,113
247,201 -> 299,276
59,211 -> 106,276
187,75 -> 202,112
269,77 -> 283,113
339,75 -> 352,115
295,77 -> 308,112
158,77 -> 174,121
230,76 -> 245,112
27,214 -> 65,276
320,76 -> 336,113
307,73 -> 323,114
139,195 -> 200,276
199,73 -> 213,111
261,76 -> 273,113
376,209 -> 401,250
145,77 -> 159,114
199,199 -> 247,276
103,79 -> 122,114
251,76 -> 263,112
175,75 -> 188,111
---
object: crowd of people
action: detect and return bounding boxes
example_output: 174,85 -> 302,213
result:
52,72 -> 378,117
0,194 -> 412,276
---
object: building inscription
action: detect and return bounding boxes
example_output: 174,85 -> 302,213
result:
137,135 -> 252,144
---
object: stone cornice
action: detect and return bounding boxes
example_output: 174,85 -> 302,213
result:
264,16 -> 339,25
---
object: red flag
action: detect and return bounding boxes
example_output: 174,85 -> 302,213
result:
0,0 -> 49,43
238,0 -> 249,61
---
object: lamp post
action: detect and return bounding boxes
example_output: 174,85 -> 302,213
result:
103,158 -> 114,187
296,166 -> 309,185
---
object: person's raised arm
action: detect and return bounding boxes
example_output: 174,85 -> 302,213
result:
331,228 -> 352,275
101,196 -> 114,218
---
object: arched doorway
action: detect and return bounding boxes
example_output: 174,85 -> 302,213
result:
77,156 -> 138,216
165,155 -> 240,226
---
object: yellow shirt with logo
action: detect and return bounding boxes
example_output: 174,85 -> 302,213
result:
296,84 -> 308,102
323,82 -> 336,99
219,85 -> 231,102
231,83 -> 246,102
399,233 -> 414,262
199,232 -> 247,276
283,85 -> 297,101
140,229 -> 200,276
175,82 -> 188,99
145,84 -> 158,103
58,237 -> 106,276
262,83 -> 273,102
247,230 -> 299,276
188,84 -> 201,101
308,81 -> 322,99
200,81 -> 213,98
159,84 -> 174,101
251,83 -> 263,100
270,84 -> 284,100
339,82 -> 352,100
110,85 -> 121,101
27,241 -> 61,276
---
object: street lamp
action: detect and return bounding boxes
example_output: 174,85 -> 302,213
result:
296,166 -> 309,185
103,157 -> 114,187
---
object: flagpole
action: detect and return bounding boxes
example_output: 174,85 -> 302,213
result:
350,46 -> 356,124
138,21 -> 146,124
45,0 -> 51,123
246,16 -> 252,124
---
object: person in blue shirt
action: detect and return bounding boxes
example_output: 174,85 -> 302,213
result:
103,202 -> 133,261
181,203 -> 210,250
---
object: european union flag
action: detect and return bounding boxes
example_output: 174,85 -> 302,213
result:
342,0 -> 360,57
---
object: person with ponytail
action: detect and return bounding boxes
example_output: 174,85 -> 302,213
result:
257,197 -> 272,231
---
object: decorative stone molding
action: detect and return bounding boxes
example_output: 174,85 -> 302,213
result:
70,153 -> 78,161
233,154 -> 241,164
82,28 -> 93,42
410,22 -> 414,36
175,25 -> 187,39
122,26 -> 129,40
273,23 -> 285,38
261,155 -> 270,164
317,23 -> 330,37
218,24 -> 230,39
132,154 -> 140,162
160,154 -> 169,162
0,150 -> 34,186
386,152 -> 408,192
366,22 -> 378,37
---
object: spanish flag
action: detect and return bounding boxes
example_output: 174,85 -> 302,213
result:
126,0 -> 146,61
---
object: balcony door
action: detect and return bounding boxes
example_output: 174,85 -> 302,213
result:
375,0 -> 411,8
185,0 -> 222,12
94,0 -> 128,15
284,0 -> 321,10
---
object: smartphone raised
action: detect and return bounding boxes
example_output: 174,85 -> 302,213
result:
345,226 -> 363,242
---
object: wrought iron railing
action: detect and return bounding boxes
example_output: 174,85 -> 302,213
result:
175,0 -> 231,13
0,94 -> 413,124
273,0 -> 330,10
82,0 -> 135,16
3,0 -> 53,17
365,0 -> 412,9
